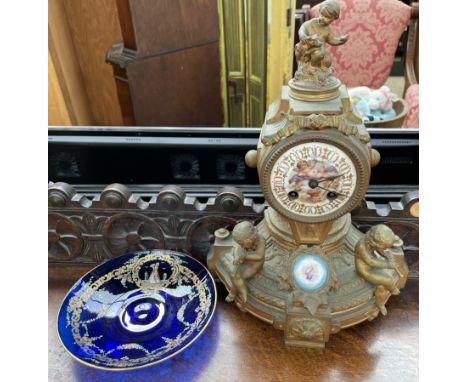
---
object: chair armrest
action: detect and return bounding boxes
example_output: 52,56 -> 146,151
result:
404,2 -> 419,93
403,84 -> 419,128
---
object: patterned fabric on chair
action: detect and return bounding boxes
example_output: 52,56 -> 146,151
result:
402,84 -> 419,128
310,0 -> 411,88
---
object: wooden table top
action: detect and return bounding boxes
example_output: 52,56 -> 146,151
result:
49,278 -> 418,382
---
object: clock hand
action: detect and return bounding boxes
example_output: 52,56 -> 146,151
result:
316,185 -> 348,197
308,180 -> 348,197
316,173 -> 345,183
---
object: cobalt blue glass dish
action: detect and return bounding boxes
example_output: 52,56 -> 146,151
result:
57,250 -> 217,370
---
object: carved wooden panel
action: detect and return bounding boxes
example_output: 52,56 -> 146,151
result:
48,183 -> 419,279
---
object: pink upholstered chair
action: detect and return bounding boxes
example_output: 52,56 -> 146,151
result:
310,0 -> 411,88
310,0 -> 418,128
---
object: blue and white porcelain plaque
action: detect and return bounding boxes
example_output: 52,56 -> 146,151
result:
292,254 -> 329,291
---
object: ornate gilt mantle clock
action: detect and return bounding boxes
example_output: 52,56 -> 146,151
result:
207,0 -> 408,348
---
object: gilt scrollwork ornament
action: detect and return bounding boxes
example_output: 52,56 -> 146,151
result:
289,317 -> 325,342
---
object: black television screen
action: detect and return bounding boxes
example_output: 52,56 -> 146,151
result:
49,127 -> 418,200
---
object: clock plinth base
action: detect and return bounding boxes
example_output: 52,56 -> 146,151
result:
288,78 -> 341,102
207,210 -> 408,348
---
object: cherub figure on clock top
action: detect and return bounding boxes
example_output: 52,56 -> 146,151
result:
208,0 -> 408,348
295,0 -> 348,81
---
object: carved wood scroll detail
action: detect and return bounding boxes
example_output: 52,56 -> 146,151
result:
48,183 -> 419,279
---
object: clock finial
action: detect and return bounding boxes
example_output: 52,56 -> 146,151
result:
289,0 -> 348,101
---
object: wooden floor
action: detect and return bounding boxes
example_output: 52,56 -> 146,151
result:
49,278 -> 418,382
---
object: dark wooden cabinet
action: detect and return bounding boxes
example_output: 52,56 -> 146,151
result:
107,0 -> 224,127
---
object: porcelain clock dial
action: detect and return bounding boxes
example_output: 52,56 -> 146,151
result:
270,142 -> 357,218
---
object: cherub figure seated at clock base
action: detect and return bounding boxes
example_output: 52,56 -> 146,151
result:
225,221 -> 265,304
